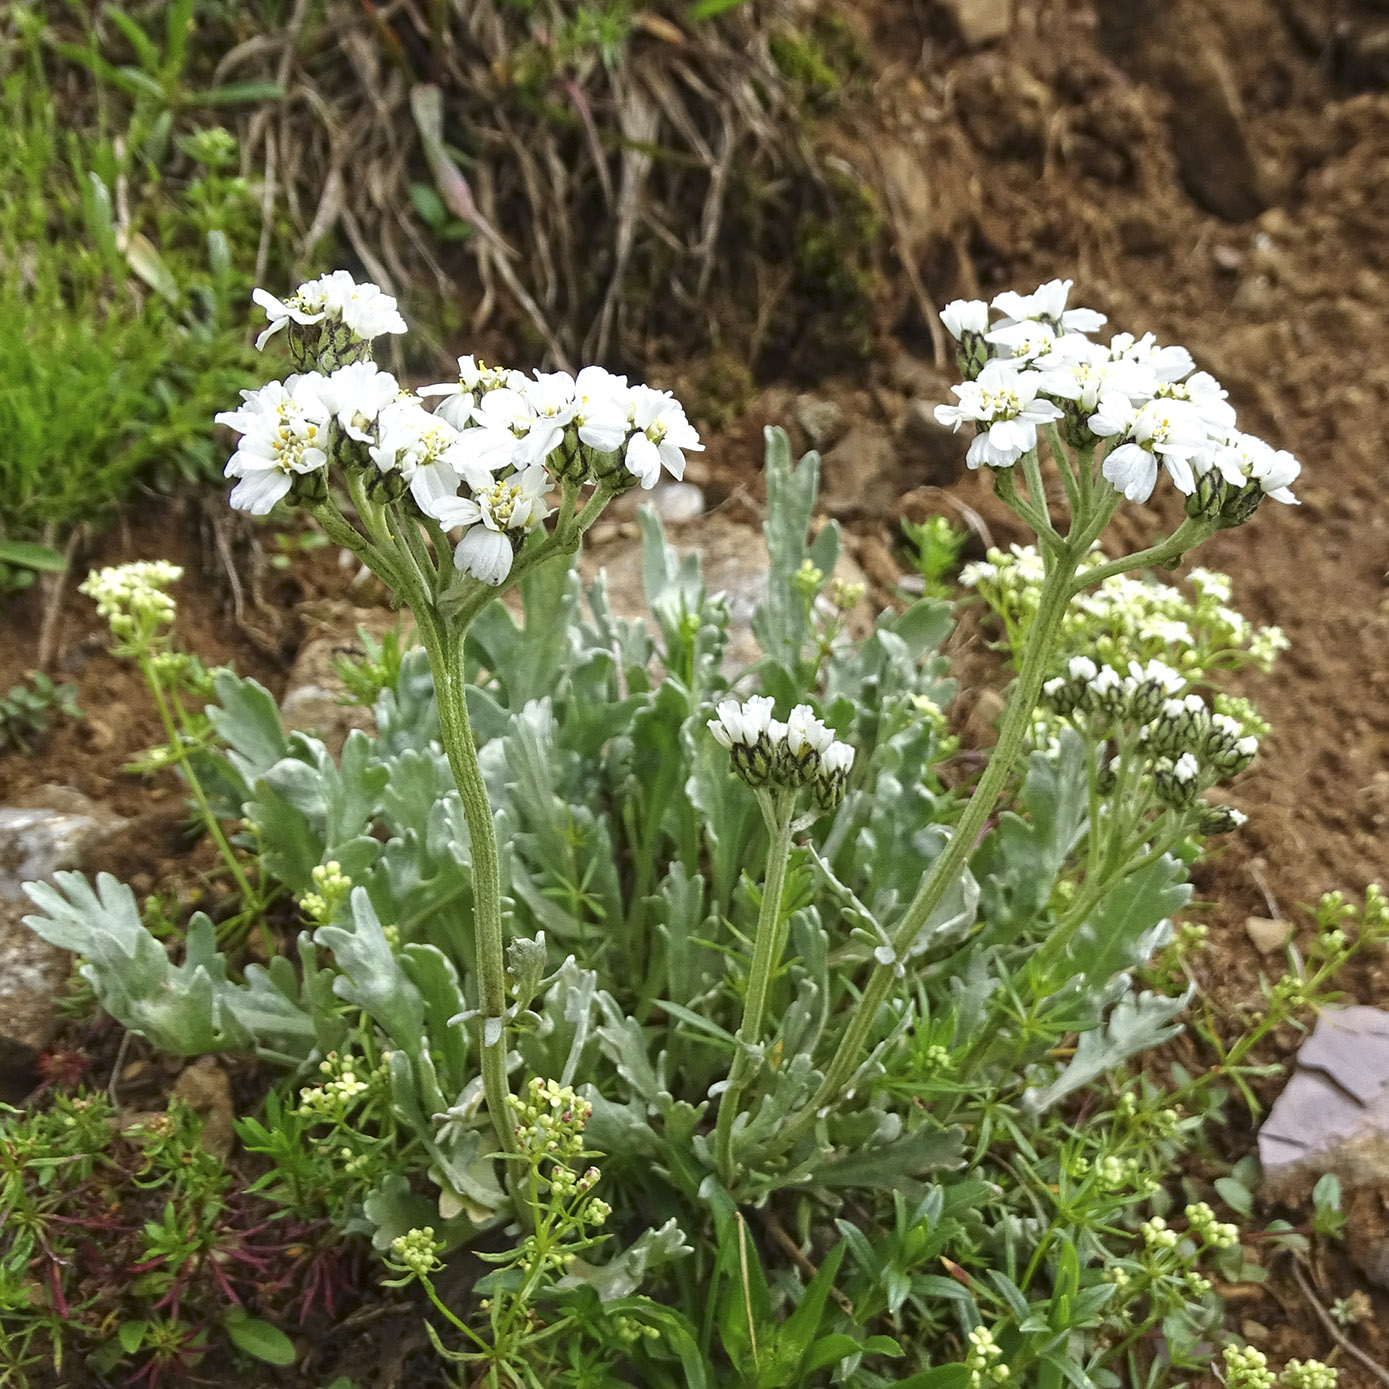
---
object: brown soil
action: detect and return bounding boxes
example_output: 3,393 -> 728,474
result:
6,0 -> 1389,1383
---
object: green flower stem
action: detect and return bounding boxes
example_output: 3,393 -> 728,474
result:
994,465 -> 1060,549
1043,424 -> 1081,520
715,789 -> 797,1186
776,482 -> 1135,1155
1067,515 -> 1209,595
423,614 -> 521,1172
139,655 -> 257,911
1020,446 -> 1055,534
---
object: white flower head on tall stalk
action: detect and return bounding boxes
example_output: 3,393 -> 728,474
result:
624,386 -> 704,488
317,362 -> 402,443
252,272 -> 406,351
985,318 -> 1060,363
369,399 -> 476,512
418,355 -> 522,430
432,466 -> 552,585
1091,394 -> 1209,502
934,359 -> 1064,469
992,279 -> 1107,335
216,375 -> 332,514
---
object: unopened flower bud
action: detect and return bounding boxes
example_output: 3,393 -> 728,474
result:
1197,805 -> 1247,835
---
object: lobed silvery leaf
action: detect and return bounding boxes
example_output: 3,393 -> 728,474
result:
560,1218 -> 694,1302
971,726 -> 1092,943
315,888 -> 424,1047
22,872 -> 315,1057
1022,986 -> 1194,1113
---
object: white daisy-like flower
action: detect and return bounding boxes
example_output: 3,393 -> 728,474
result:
985,318 -> 1060,363
572,366 -> 631,454
453,387 -> 536,477
1155,370 -> 1236,434
369,398 -> 479,511
216,375 -> 332,514
432,465 -> 552,585
1033,336 -> 1158,412
941,298 -> 990,340
785,705 -> 835,759
1107,332 -> 1194,384
317,362 -> 402,443
1092,395 -> 1209,501
419,355 -> 523,430
313,270 -> 407,341
1201,432 -> 1301,505
821,741 -> 855,777
624,386 -> 703,488
934,359 -> 1064,469
251,273 -> 406,351
708,696 -> 776,750
992,279 -> 1106,335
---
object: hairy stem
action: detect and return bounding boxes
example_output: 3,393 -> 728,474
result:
715,792 -> 796,1186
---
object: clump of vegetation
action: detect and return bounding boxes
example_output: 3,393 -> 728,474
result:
0,9 -> 273,540
0,674 -> 82,755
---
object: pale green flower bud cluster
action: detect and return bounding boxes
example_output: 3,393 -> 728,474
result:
297,1049 -> 386,1121
390,1226 -> 444,1280
965,1326 -> 1009,1389
1140,1215 -> 1179,1252
707,696 -> 855,811
615,1315 -> 662,1345
1224,1344 -> 1275,1389
1281,1360 -> 1338,1389
963,545 -> 1287,677
1185,1201 -> 1239,1249
80,561 -> 183,640
507,1077 -> 593,1161
298,860 -> 353,924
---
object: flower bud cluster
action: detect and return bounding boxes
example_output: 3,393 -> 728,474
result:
506,1076 -> 592,1162
967,546 -> 1287,679
390,1226 -> 445,1280
964,1326 -> 1009,1389
80,562 -> 183,641
1282,1360 -> 1338,1389
708,696 -> 855,811
297,1049 -> 386,1122
1184,1201 -> 1239,1249
220,275 -> 703,589
1224,1344 -> 1275,1389
298,860 -> 352,924
1042,655 -> 1258,815
935,280 -> 1300,513
1140,1215 -> 1180,1252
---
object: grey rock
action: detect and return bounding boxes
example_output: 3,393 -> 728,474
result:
1259,1006 -> 1389,1200
1243,915 -> 1292,955
0,787 -> 128,1067
795,396 -> 849,451
0,787 -> 126,903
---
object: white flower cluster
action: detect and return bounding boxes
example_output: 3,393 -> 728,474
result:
80,561 -> 183,629
1041,654 -> 1257,816
708,696 -> 855,810
252,270 -> 407,351
935,279 -> 1300,510
219,276 -> 703,586
964,1325 -> 1009,1389
962,544 -> 1288,675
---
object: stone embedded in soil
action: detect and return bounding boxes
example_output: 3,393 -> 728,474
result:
1260,1006 -> 1389,1196
1244,915 -> 1293,954
940,0 -> 1013,47
279,602 -> 402,757
820,424 -> 902,517
795,396 -> 850,452
1260,1007 -> 1389,1288
0,787 -> 129,1070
